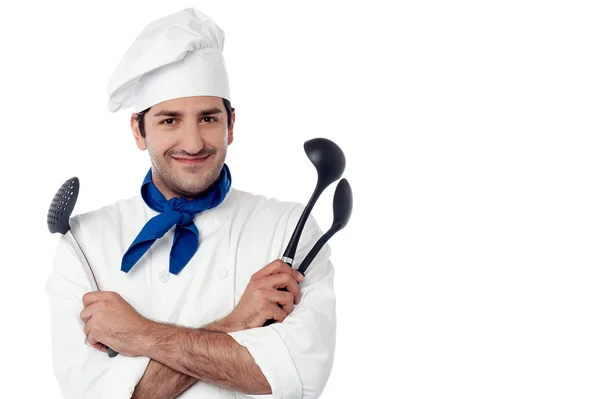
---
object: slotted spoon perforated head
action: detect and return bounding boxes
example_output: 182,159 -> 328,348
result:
47,177 -> 80,234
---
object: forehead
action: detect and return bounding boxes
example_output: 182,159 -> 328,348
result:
150,96 -> 224,113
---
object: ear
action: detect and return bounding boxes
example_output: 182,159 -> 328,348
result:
131,113 -> 147,151
227,110 -> 235,145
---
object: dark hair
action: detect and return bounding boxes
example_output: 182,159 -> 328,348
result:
135,98 -> 234,138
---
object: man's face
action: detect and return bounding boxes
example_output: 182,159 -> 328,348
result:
130,96 -> 234,200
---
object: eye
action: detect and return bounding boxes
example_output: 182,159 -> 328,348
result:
201,116 -> 217,123
160,118 -> 177,126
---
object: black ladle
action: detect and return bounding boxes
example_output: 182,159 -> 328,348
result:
264,138 -> 346,327
297,178 -> 353,275
47,177 -> 119,358
280,138 -> 346,266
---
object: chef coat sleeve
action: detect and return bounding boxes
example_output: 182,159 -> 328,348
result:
227,205 -> 337,399
45,233 -> 151,399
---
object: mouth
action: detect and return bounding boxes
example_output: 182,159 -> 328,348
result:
172,154 -> 212,165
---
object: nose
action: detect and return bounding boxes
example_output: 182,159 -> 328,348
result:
178,122 -> 205,154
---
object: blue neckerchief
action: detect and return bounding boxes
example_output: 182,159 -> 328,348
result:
121,164 -> 231,275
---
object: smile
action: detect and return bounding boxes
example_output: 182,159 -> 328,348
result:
172,154 -> 211,164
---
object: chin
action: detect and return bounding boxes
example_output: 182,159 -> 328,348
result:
182,174 -> 218,193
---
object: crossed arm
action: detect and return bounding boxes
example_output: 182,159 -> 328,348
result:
80,260 -> 305,398
130,321 -> 269,398
133,359 -> 196,399
48,208 -> 335,399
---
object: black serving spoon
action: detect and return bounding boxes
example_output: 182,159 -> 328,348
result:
47,177 -> 119,358
280,138 -> 346,266
296,178 -> 353,275
264,138 -> 346,326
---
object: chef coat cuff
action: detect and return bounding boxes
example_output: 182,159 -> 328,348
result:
227,327 -> 303,399
101,354 -> 151,399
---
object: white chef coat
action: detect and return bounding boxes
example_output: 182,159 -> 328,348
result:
45,187 -> 336,399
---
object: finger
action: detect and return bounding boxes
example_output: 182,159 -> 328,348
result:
79,305 -> 96,323
87,332 -> 99,347
82,291 -> 107,307
268,290 -> 295,314
93,343 -> 107,353
252,259 -> 294,280
265,273 -> 301,304
80,307 -> 90,323
80,302 -> 102,323
268,303 -> 288,323
293,269 -> 305,283
263,272 -> 296,289
83,321 -> 91,337
83,291 -> 122,307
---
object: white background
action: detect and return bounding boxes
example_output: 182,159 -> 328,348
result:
0,1 -> 599,398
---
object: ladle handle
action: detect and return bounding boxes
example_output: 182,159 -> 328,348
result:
281,183 -> 325,263
264,181 -> 328,327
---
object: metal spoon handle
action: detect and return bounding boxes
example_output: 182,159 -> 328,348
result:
65,231 -> 119,357
66,231 -> 99,291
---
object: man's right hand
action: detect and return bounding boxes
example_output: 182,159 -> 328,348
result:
216,260 -> 304,331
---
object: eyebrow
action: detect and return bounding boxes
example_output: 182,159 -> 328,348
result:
152,108 -> 224,118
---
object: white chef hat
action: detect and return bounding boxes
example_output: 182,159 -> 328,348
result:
106,7 -> 231,113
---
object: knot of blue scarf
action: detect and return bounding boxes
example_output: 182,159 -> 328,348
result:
121,164 -> 231,275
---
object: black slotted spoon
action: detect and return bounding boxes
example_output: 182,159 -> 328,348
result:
47,177 -> 119,358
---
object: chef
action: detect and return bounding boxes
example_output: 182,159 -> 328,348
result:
45,8 -> 336,399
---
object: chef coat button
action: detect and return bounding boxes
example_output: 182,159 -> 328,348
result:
159,271 -> 170,283
216,268 -> 228,279
217,213 -> 229,223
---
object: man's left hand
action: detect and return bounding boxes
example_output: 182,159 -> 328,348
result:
80,291 -> 151,356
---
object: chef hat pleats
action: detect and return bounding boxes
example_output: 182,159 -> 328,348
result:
106,7 -> 231,113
